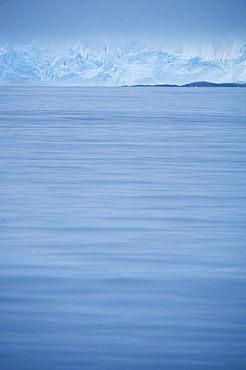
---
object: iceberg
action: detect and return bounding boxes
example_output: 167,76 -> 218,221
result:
0,39 -> 245,85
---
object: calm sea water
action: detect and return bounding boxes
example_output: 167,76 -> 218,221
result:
0,86 -> 246,369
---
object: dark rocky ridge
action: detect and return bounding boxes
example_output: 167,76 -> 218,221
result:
124,81 -> 246,87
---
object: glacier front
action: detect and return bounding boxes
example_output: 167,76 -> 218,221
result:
0,39 -> 245,85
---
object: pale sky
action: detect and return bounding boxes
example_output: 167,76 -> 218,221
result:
0,0 -> 245,42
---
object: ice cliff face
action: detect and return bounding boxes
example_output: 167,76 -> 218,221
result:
0,39 -> 245,85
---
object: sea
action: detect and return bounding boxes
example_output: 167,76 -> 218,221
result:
1,86 -> 246,369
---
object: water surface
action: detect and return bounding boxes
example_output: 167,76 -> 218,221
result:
1,86 -> 246,369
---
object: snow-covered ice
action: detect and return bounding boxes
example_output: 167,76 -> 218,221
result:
0,38 -> 245,85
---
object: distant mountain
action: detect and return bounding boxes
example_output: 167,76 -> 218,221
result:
129,81 -> 246,87
0,39 -> 245,85
181,81 -> 246,87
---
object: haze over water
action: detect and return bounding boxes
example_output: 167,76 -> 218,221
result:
1,86 -> 246,369
1,0 -> 245,42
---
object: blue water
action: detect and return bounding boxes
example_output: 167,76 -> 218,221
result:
1,86 -> 246,369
